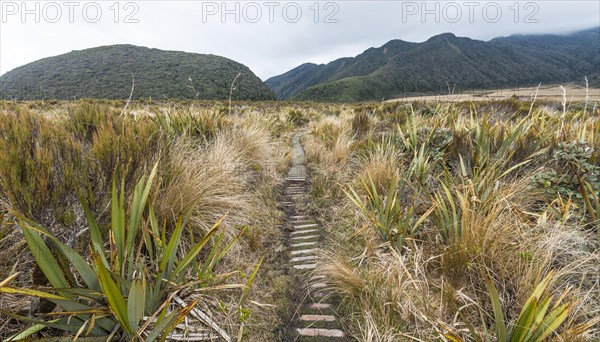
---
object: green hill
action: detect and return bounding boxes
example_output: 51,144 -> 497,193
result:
0,45 -> 275,101
266,28 -> 600,102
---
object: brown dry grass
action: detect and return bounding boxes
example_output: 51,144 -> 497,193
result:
388,84 -> 600,102
305,99 -> 600,341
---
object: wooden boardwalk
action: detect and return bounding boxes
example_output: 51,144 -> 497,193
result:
282,135 -> 351,341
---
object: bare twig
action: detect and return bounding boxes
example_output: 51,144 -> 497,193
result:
188,76 -> 200,100
584,76 -> 589,116
446,81 -> 456,96
559,85 -> 567,134
173,295 -> 232,342
229,72 -> 242,116
528,82 -> 541,116
237,322 -> 245,342
121,73 -> 135,117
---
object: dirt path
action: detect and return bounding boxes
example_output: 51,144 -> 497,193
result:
281,134 -> 351,341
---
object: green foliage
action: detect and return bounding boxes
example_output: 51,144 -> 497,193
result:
64,101 -> 116,141
298,100 -> 599,340
432,180 -> 462,243
448,113 -> 534,206
0,110 -> 83,225
397,119 -> 452,185
533,140 -> 600,223
0,105 -> 168,226
408,144 -> 433,185
1,165 -> 254,340
152,107 -> 230,142
270,28 -> 600,102
442,271 -> 590,342
82,116 -> 164,214
0,45 -> 275,101
345,174 -> 432,250
286,109 -> 308,127
312,121 -> 343,149
553,141 -> 599,187
311,172 -> 345,201
372,103 -> 409,126
578,178 -> 600,246
351,110 -> 370,138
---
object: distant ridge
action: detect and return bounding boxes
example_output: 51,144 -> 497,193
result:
0,45 -> 275,101
266,28 -> 600,102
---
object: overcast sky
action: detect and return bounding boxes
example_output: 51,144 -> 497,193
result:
1,1 -> 599,80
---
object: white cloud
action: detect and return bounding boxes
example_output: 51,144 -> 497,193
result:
1,1 -> 598,80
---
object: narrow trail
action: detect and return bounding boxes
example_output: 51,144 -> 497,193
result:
281,134 -> 351,341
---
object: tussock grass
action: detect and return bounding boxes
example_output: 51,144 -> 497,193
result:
158,124 -> 275,237
158,138 -> 249,236
356,155 -> 400,196
1,98 -> 597,340
218,125 -> 275,174
306,99 -> 600,341
354,136 -> 402,196
0,100 -> 286,340
153,105 -> 232,141
318,245 -> 442,341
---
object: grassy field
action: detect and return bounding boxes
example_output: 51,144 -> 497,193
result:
388,84 -> 600,103
303,99 -> 600,341
0,98 -> 598,341
0,100 -> 299,340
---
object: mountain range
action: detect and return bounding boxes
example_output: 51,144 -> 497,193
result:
1,28 -> 598,102
0,45 -> 275,101
266,28 -> 600,102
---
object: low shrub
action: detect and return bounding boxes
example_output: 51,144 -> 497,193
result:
0,110 -> 83,226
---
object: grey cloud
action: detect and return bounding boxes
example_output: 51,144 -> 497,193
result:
1,1 -> 598,80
